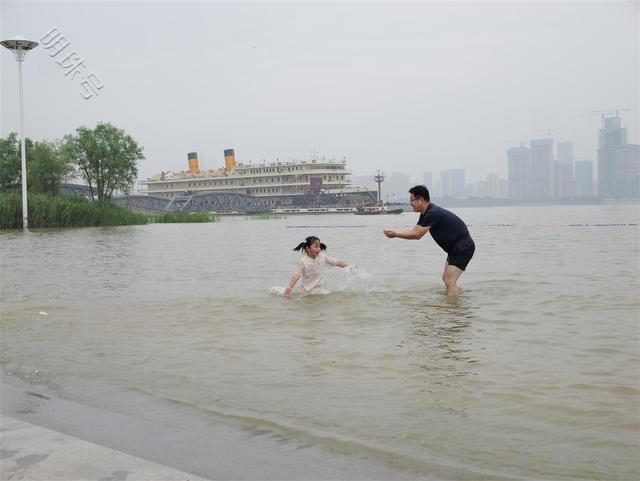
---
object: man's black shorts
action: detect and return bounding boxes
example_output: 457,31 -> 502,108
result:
446,241 -> 475,271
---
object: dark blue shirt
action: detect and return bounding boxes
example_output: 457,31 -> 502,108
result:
417,203 -> 473,254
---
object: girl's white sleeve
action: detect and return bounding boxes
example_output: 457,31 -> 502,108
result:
293,260 -> 304,276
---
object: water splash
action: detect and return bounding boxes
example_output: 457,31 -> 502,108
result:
268,286 -> 331,297
335,265 -> 372,293
269,265 -> 372,297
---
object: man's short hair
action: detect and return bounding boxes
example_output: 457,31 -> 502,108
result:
409,185 -> 430,202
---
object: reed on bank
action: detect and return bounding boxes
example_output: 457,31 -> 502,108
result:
0,191 -> 148,229
245,212 -> 285,220
153,211 -> 216,223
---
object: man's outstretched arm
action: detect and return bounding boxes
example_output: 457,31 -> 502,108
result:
383,225 -> 429,240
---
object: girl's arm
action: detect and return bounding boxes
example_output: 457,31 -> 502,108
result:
325,255 -> 349,268
284,271 -> 301,298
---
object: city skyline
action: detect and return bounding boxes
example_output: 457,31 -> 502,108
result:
354,112 -> 639,200
2,1 -> 638,185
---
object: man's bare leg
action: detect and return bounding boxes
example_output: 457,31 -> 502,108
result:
442,263 -> 464,296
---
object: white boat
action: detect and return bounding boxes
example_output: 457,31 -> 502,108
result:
271,207 -> 357,215
354,204 -> 404,215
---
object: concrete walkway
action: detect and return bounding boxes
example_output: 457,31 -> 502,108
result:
0,415 -> 210,481
0,381 -> 426,481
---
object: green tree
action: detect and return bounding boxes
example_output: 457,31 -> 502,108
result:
62,123 -> 144,201
0,133 -> 23,192
28,140 -> 74,196
0,133 -> 72,195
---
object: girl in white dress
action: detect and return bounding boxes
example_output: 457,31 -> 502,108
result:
283,236 -> 351,297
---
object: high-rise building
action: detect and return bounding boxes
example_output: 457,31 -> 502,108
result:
440,170 -> 451,197
507,144 -> 532,200
530,138 -> 554,200
485,173 -> 500,198
387,172 -> 412,201
433,180 -> 442,198
498,179 -> 509,199
555,141 -> 575,198
614,144 -> 640,198
574,161 -> 594,197
451,169 -> 466,198
464,174 -> 506,199
466,182 -> 479,198
422,172 -> 433,190
598,115 -> 628,197
440,169 -> 466,198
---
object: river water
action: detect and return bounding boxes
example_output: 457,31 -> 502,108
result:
1,204 -> 638,480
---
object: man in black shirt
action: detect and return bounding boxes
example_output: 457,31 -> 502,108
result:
383,185 -> 475,296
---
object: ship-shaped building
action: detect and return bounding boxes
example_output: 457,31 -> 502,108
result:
144,149 -> 377,209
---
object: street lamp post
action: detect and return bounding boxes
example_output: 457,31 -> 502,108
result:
374,170 -> 384,207
1,35 -> 38,229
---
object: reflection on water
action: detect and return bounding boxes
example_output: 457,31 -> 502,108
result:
1,205 -> 639,480
405,300 -> 475,384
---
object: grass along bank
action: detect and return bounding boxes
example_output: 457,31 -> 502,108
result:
152,212 -> 216,223
0,192 -> 221,229
0,192 -> 149,229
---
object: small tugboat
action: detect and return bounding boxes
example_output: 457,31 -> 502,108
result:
354,203 -> 404,215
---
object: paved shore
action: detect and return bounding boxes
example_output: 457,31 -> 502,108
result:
1,415 -> 209,481
1,381 -> 421,481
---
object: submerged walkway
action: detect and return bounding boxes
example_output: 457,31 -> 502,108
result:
0,415 -> 209,481
0,381 -> 421,481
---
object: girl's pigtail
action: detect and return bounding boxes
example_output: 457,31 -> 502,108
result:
293,242 -> 306,252
319,243 -> 327,250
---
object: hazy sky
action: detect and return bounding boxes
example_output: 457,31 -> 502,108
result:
1,1 -> 638,183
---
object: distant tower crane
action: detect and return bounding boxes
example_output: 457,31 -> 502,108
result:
532,129 -> 555,139
588,108 -> 631,124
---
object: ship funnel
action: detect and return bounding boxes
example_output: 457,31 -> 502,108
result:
224,149 -> 236,171
187,152 -> 200,174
